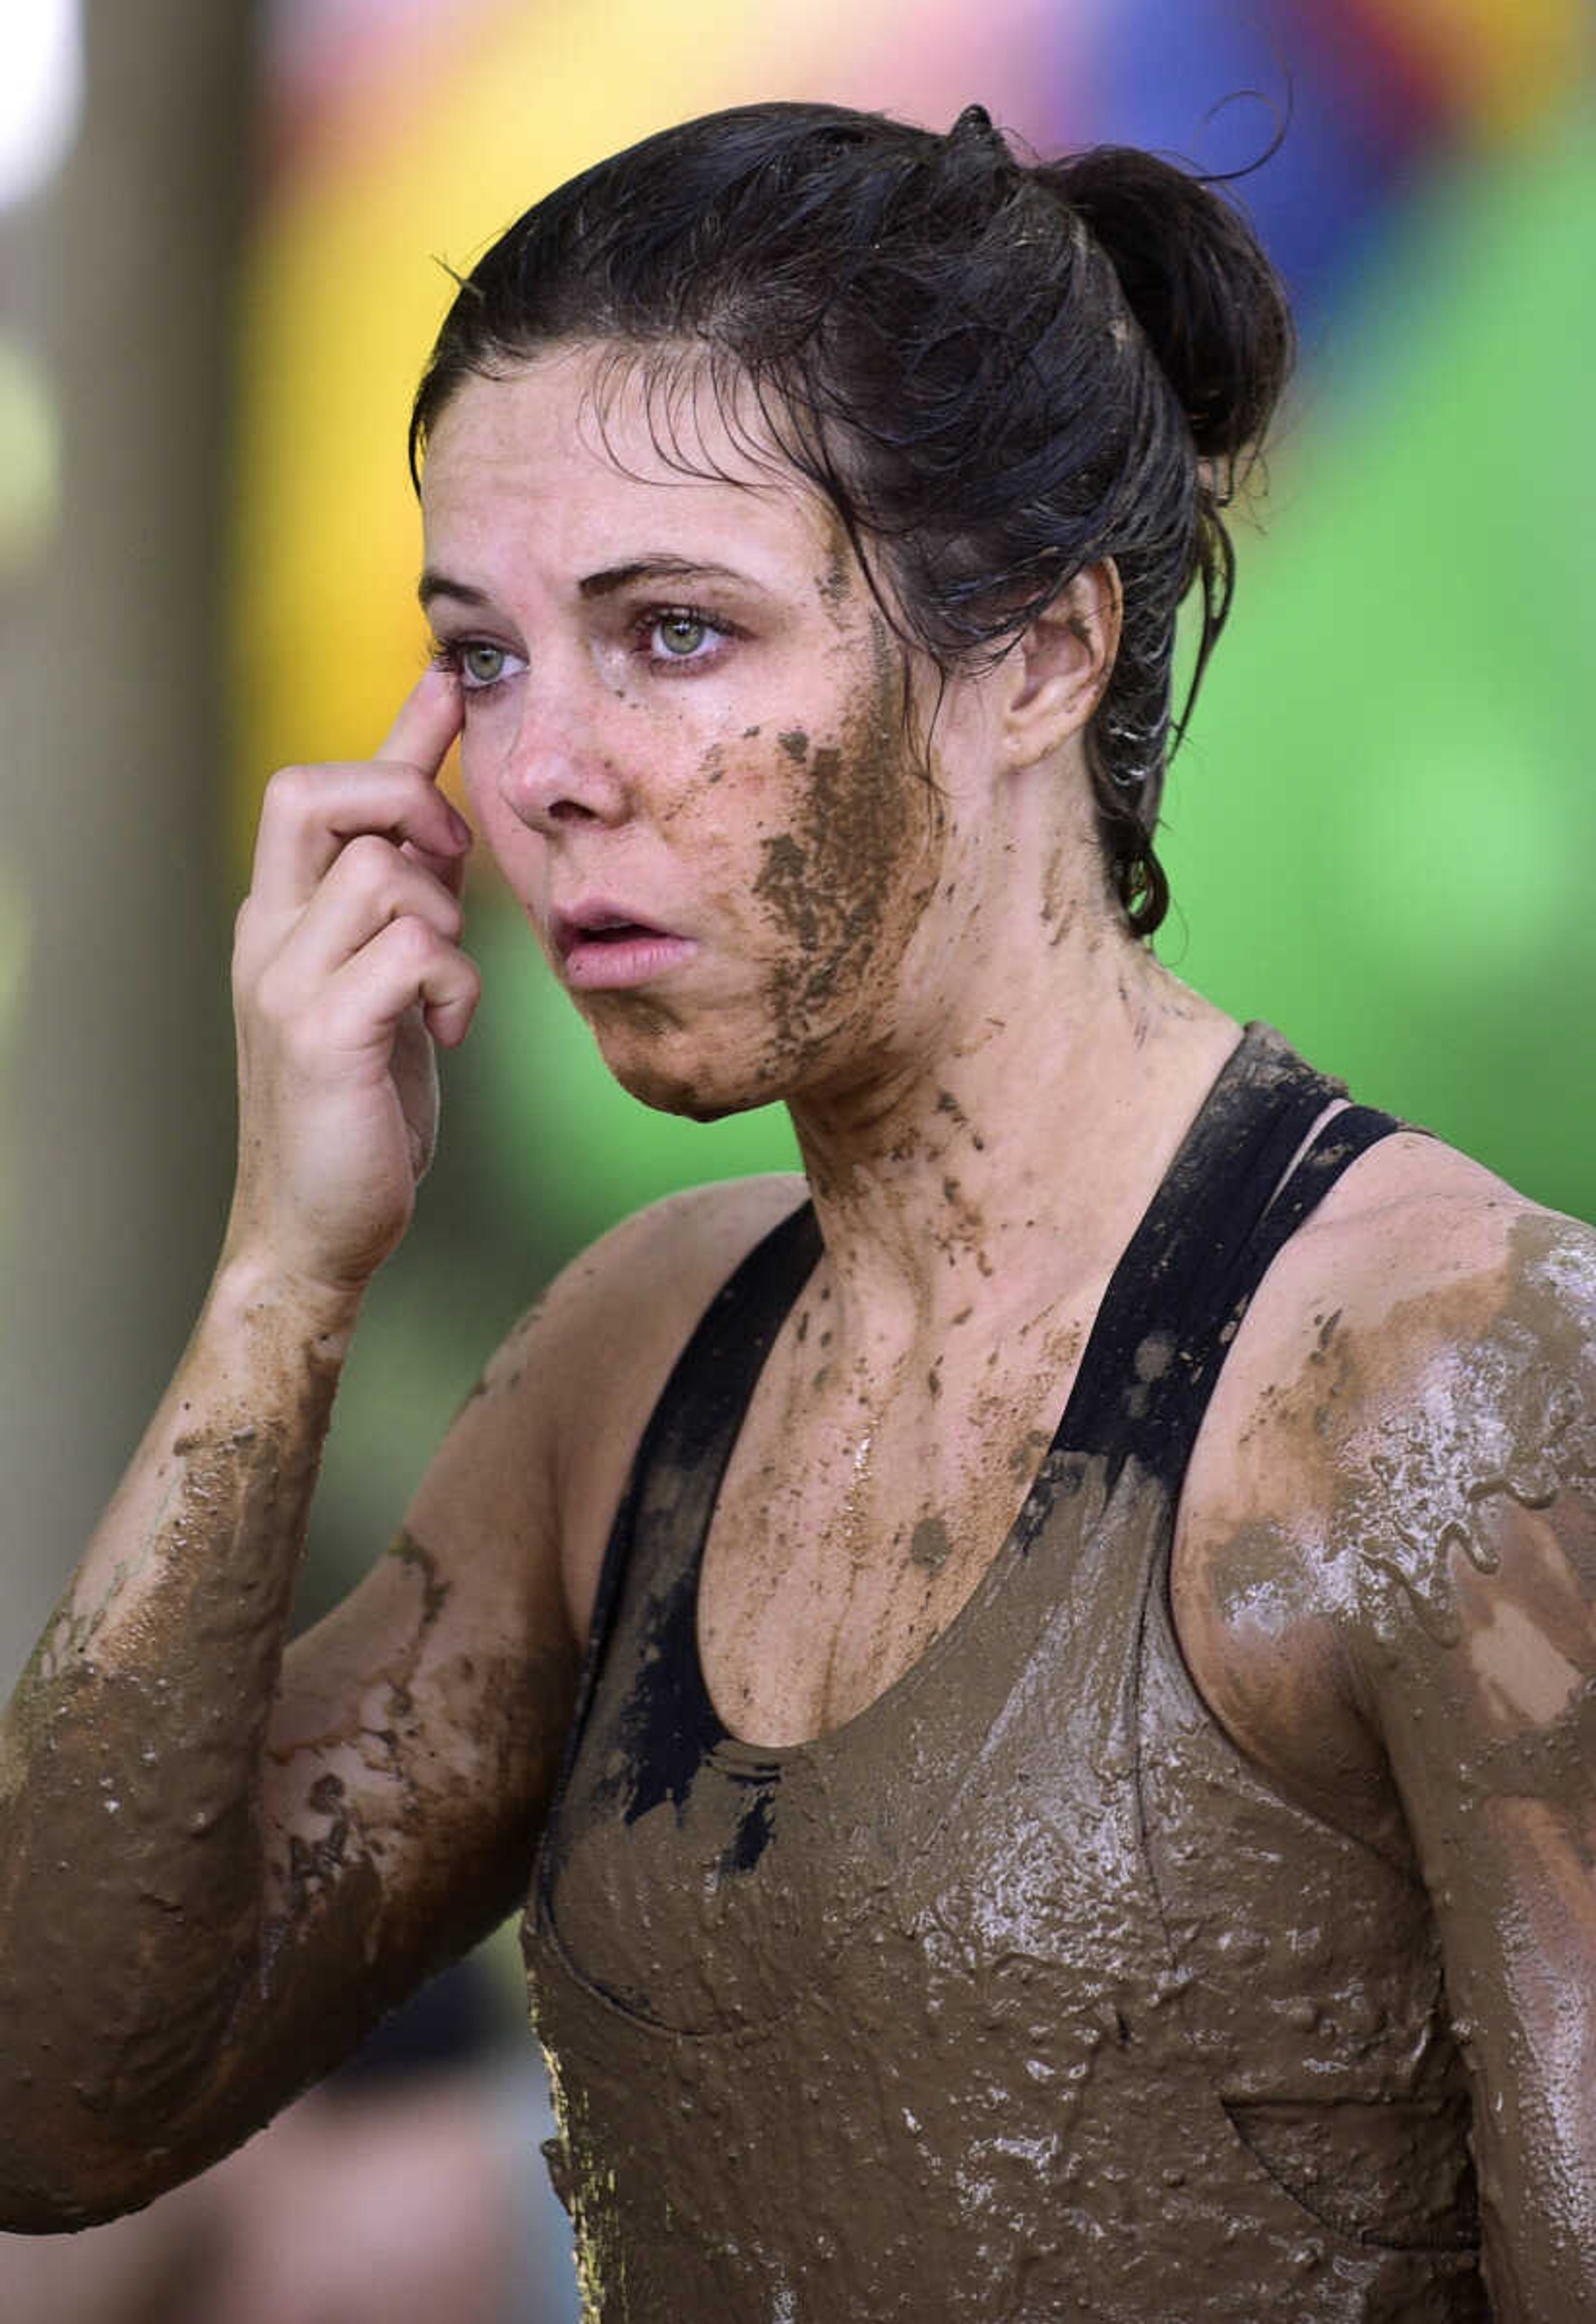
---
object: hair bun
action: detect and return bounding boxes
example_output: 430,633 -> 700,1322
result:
1042,145 -> 1293,467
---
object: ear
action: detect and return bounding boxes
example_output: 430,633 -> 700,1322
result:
1001,561 -> 1122,771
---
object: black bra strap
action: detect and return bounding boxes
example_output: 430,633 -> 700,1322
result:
1060,1068 -> 1403,1488
548,1197 -> 822,1814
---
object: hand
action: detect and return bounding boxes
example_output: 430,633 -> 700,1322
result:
227,667 -> 478,1298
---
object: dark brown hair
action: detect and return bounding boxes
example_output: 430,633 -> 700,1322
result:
411,102 -> 1294,936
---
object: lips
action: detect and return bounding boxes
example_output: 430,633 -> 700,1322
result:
552,901 -> 670,959
552,898 -> 698,992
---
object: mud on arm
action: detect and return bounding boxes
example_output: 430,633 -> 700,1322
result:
1342,1214 -> 1596,2322
0,1274 -> 577,2233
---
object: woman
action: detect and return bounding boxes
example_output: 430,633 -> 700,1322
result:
0,101 -> 1590,2321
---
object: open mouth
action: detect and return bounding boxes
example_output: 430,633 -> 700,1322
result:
582,918 -> 658,944
552,903 -> 695,990
555,907 -> 669,958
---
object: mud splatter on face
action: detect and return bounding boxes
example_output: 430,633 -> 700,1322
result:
750,623 -> 941,1091
818,523 -> 852,615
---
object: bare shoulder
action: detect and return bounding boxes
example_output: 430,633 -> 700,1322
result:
1178,1135 -> 1596,2314
1174,1128 -> 1596,1833
1190,1128 -> 1593,1528
411,1171 -> 810,1644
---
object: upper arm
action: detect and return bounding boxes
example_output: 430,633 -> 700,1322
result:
240,1174 -> 808,2111
1330,1208 -> 1596,2320
1178,1163 -> 1596,2321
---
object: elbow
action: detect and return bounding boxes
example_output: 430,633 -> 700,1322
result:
0,1920 -> 259,2228
0,2069 -> 219,2232
0,2142 -> 168,2236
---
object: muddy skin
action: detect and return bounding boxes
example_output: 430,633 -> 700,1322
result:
815,522 -> 854,626
907,1514 -> 951,1573
1039,828 -> 1076,943
0,1397 -> 330,2224
0,1332 -> 562,2235
1337,1228 -> 1593,1657
1332,1216 -> 1596,2322
750,633 -> 939,1093
936,1173 -> 996,1275
1181,1207 -> 1596,2322
695,1256 -> 1097,1752
574,611 -> 939,1130
935,1085 -> 986,1150
527,1039 -> 1503,2318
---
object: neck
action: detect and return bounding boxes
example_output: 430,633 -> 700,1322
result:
787,904 -> 1238,1361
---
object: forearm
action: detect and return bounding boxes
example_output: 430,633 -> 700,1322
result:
0,1255 -> 359,2226
0,673 -> 485,2226
1469,1858 -> 1596,2324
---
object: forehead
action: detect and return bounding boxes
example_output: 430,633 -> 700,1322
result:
419,342 -> 850,587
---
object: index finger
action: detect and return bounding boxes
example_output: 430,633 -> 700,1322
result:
374,661 -> 464,778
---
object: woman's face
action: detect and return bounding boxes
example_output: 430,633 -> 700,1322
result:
419,344 -> 996,1121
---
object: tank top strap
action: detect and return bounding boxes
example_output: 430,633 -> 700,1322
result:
1057,1024 -> 1404,1489
552,1196 -> 823,1786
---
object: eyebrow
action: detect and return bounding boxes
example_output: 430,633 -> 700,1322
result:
417,570 -> 490,611
577,556 -> 749,599
416,556 -> 752,612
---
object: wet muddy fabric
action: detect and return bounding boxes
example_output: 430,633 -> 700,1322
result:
525,1024 -> 1485,2320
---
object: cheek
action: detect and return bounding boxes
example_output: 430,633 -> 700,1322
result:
651,733 -> 739,837
457,734 -> 552,912
743,676 -> 941,1040
456,717 -> 503,821
458,725 -> 523,851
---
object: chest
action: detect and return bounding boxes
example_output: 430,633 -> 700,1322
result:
696,1298 -> 1093,1745
534,1403 -> 1477,2303
691,1276 -> 1387,1851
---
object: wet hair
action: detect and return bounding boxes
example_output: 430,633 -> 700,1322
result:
410,101 -> 1294,936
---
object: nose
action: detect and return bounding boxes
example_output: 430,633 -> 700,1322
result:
491,687 -> 630,837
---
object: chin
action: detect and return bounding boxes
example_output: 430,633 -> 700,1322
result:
613,1066 -> 768,1124
595,1030 -> 775,1124
584,992 -> 853,1122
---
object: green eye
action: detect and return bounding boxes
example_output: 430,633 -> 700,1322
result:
655,613 -> 707,658
461,643 -> 507,687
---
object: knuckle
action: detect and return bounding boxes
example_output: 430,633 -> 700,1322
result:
338,832 -> 396,887
263,762 -> 317,818
389,911 -> 445,966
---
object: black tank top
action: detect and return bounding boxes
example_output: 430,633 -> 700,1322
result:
525,1024 -> 1485,2320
